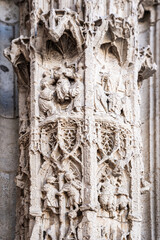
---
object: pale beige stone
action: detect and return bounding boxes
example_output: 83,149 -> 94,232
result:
4,0 -> 157,239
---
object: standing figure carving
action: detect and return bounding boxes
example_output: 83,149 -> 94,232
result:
4,1 -> 156,239
59,171 -> 82,212
39,75 -> 56,117
42,176 -> 59,214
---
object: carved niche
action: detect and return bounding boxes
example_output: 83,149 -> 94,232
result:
38,119 -> 83,239
4,1 -> 156,239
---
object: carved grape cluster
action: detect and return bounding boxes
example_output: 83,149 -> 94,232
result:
61,120 -> 77,152
101,130 -> 115,155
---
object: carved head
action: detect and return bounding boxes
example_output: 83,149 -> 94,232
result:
46,176 -> 57,184
68,210 -> 77,219
64,172 -> 75,182
41,80 -> 49,89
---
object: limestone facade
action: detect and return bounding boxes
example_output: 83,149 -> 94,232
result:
1,0 -> 160,239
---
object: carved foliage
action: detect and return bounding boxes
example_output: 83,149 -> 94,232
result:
96,122 -> 132,239
96,121 -> 132,220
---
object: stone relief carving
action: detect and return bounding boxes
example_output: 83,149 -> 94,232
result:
4,0 -> 156,239
15,134 -> 30,240
42,176 -> 59,214
138,46 -> 157,87
37,119 -> 83,239
39,68 -> 84,118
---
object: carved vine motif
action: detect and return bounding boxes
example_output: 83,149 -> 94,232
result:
4,1 -> 157,239
60,120 -> 77,153
39,119 -> 83,238
96,121 -> 133,175
39,118 -> 83,239
40,119 -> 83,163
96,121 -> 132,239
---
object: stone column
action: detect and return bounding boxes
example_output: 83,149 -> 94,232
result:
4,0 -> 156,239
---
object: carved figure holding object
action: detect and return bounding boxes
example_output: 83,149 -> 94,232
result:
98,177 -> 117,218
42,176 -> 59,214
39,76 -> 56,117
58,171 -> 81,212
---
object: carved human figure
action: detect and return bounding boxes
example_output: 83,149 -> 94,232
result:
19,93 -> 30,134
55,71 -> 84,112
64,210 -> 79,240
39,77 -> 56,116
84,0 -> 93,22
55,74 -> 71,103
59,171 -> 81,212
94,83 -> 108,113
98,177 -> 117,218
17,196 -> 25,237
103,73 -> 116,93
102,74 -> 126,118
117,194 -> 129,212
42,176 -> 59,214
107,93 -> 123,117
116,187 -> 130,221
75,0 -> 83,17
70,73 -> 84,112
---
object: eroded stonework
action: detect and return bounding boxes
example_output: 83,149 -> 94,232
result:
4,0 -> 156,239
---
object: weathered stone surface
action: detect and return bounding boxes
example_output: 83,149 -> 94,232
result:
3,0 -> 158,239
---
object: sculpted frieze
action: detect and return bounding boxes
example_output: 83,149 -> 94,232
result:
39,68 -> 84,119
4,1 -> 156,239
39,139 -> 83,239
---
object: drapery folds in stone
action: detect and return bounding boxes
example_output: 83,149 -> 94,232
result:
4,0 -> 156,239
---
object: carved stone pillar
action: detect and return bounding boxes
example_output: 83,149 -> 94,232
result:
4,0 -> 156,239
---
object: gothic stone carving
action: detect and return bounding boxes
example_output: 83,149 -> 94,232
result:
4,0 -> 156,239
39,69 -> 84,118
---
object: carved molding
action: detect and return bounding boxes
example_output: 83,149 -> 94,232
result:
4,1 -> 156,239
